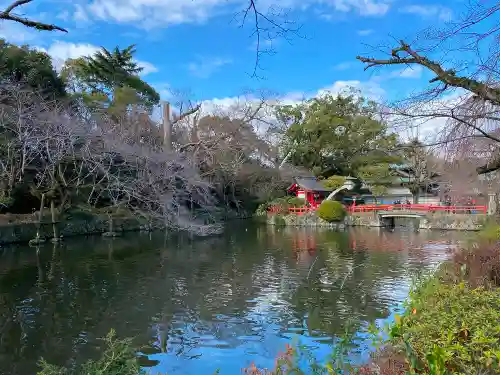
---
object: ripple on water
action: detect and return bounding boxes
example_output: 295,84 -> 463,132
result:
0,227 -> 464,375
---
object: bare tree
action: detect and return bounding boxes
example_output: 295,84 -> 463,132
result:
171,92 -> 291,210
356,1 -> 499,175
236,1 -> 301,76
0,83 -> 223,235
0,0 -> 67,32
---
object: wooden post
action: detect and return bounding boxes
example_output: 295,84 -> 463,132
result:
50,200 -> 59,241
29,193 -> 46,246
162,101 -> 172,151
36,193 -> 45,240
108,212 -> 114,233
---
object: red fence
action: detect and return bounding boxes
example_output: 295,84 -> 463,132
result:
267,206 -> 317,215
268,204 -> 488,215
348,204 -> 487,214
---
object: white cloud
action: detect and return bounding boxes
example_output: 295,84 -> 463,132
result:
357,29 -> 374,36
39,41 -> 158,76
73,0 -> 390,29
333,61 -> 353,70
188,57 -> 232,78
0,21 -> 40,44
400,5 -> 452,21
44,41 -> 100,70
57,10 -> 70,21
138,61 -> 159,75
390,91 -> 468,141
188,78 -> 385,139
328,0 -> 389,15
77,0 -> 239,28
74,4 -> 90,22
316,79 -> 385,100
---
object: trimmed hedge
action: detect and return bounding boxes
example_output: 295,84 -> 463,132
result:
317,200 -> 346,222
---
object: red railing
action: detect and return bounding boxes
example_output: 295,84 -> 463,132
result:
267,206 -> 318,215
268,204 -> 488,215
348,204 -> 487,214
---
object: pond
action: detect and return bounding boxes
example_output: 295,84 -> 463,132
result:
0,224 -> 462,375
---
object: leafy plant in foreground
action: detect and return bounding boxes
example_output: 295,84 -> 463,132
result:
388,278 -> 500,374
37,330 -> 142,375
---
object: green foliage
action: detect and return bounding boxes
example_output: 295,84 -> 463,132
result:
321,175 -> 346,190
389,278 -> 500,374
255,196 -> 306,215
357,163 -> 392,198
37,330 -> 142,375
0,39 -> 66,97
478,223 -> 500,242
271,214 -> 286,226
287,197 -> 306,207
317,200 -> 346,222
275,92 -> 400,178
62,45 -> 160,113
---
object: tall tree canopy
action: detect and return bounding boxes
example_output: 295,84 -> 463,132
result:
61,45 -> 160,114
0,39 -> 66,98
275,93 -> 400,178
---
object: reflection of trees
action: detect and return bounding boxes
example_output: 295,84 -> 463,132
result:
0,225 -> 460,374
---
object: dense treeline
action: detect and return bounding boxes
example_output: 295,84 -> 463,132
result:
0,36 -> 413,233
0,40 -> 291,234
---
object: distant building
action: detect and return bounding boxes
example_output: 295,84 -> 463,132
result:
361,164 -> 441,204
287,177 -> 333,207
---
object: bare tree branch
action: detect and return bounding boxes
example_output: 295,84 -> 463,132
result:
0,0 -> 67,32
357,40 -> 500,105
237,0 -> 301,77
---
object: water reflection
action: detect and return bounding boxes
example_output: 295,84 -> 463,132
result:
0,226 -> 461,375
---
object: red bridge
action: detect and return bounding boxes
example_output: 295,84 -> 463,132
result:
268,204 -> 488,215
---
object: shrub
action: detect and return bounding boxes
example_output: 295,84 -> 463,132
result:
321,175 -> 346,190
255,202 -> 269,216
317,200 -> 346,222
37,330 -> 142,375
390,279 -> 500,374
447,243 -> 500,288
287,197 -> 306,207
254,196 -> 306,216
272,215 -> 286,226
478,223 -> 500,242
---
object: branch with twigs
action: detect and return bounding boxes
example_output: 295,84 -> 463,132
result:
357,40 -> 500,105
0,0 -> 67,32
238,0 -> 301,77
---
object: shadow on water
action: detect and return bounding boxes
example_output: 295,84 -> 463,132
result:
0,225 -> 462,375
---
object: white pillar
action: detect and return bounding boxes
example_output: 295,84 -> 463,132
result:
487,193 -> 497,215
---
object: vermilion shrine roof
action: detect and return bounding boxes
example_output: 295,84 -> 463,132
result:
287,177 -> 333,192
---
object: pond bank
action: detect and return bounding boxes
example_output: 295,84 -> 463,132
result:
364,238 -> 500,374
264,211 -> 487,231
0,209 -> 252,245
0,213 -> 149,245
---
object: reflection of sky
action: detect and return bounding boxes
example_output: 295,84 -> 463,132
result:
144,238 -> 453,375
0,228 -> 463,375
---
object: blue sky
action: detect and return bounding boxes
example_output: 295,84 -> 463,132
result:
0,0 -> 462,104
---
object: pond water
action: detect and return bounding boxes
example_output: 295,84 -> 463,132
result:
0,225 -> 462,375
